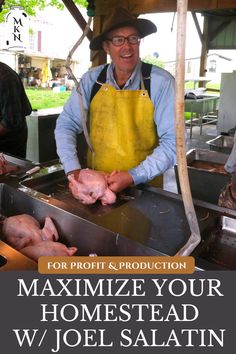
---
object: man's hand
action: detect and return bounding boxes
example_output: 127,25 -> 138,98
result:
67,169 -> 81,181
107,170 -> 134,193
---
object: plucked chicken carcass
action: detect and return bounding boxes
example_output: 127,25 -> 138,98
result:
2,214 -> 59,250
1,214 -> 78,261
68,169 -> 116,205
21,241 -> 77,262
0,153 -> 18,175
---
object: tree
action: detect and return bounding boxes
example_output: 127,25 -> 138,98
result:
142,54 -> 164,68
0,0 -> 88,22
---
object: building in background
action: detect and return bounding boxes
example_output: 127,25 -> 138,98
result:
165,52 -> 233,83
0,6 -> 90,88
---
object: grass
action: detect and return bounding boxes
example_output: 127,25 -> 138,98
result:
25,87 -> 71,110
185,81 -> 220,90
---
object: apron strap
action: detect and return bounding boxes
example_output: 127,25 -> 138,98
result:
90,64 -> 109,102
141,62 -> 152,96
90,62 -> 152,103
140,74 -> 145,90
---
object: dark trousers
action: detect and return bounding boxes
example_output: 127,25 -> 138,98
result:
0,123 -> 28,158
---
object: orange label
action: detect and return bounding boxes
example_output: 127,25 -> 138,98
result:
38,256 -> 195,274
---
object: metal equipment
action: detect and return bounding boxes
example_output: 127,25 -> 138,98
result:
185,96 -> 219,138
207,135 -> 234,154
0,183 -> 166,271
175,149 -> 230,204
0,153 -> 37,182
17,171 -> 236,270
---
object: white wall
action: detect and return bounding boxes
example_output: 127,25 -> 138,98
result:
0,50 -> 16,69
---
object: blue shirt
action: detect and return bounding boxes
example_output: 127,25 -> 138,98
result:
55,61 -> 176,185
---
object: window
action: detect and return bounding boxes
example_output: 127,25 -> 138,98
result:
209,59 -> 217,73
29,32 -> 35,51
187,61 -> 192,74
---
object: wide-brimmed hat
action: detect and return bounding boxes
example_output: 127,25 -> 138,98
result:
90,7 -> 157,51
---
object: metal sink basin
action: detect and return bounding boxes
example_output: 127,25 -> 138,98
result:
207,135 -> 234,154
175,149 -> 230,204
192,216 -> 236,269
0,183 -> 166,270
20,170 -> 143,221
17,173 -> 236,269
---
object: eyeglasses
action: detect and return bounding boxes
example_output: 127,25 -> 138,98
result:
106,35 -> 141,47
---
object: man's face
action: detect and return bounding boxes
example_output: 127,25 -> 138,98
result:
102,26 -> 140,76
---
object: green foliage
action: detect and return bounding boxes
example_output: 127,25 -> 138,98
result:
28,27 -> 34,35
0,0 -> 88,22
25,87 -> 70,110
142,54 -> 164,68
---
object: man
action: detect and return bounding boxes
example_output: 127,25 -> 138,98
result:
55,7 -> 176,195
218,132 -> 236,210
0,62 -> 32,158
224,131 -> 236,174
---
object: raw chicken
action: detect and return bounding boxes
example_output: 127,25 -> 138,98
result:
0,153 -> 18,175
100,187 -> 117,206
68,169 -> 116,205
21,241 -> 77,262
2,214 -> 59,250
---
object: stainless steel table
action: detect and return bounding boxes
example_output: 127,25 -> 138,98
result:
185,96 -> 219,138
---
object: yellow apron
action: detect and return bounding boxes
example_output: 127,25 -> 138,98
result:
87,83 -> 163,187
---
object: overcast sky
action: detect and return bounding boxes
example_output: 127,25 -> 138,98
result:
141,12 -> 203,61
